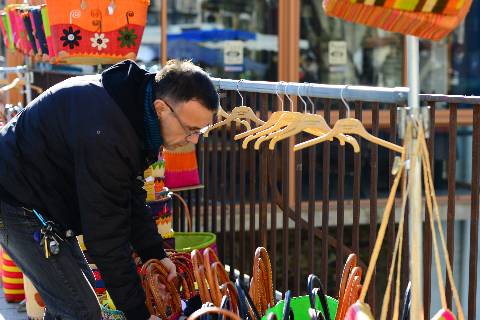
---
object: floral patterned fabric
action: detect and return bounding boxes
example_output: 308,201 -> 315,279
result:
44,0 -> 149,64
50,24 -> 142,57
117,26 -> 138,48
0,1 -> 148,63
60,26 -> 81,49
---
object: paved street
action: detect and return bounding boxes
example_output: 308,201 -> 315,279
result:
0,285 -> 26,320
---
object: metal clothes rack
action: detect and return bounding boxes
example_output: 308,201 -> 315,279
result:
212,49 -> 425,317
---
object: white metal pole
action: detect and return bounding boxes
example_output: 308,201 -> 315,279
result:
407,36 -> 420,114
407,35 -> 424,320
24,72 -> 32,105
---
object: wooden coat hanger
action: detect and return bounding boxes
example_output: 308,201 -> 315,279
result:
236,82 -> 291,148
0,77 -> 21,92
234,81 -> 291,142
252,111 -> 303,150
267,113 -> 360,152
303,85 -> 359,152
0,77 -> 43,94
224,80 -> 265,127
250,85 -> 301,150
240,82 -> 304,150
267,84 -> 360,151
262,87 -> 332,150
203,108 -> 252,137
245,83 -> 358,151
238,83 -> 339,150
294,85 -> 404,154
217,105 -> 230,120
203,80 -> 260,137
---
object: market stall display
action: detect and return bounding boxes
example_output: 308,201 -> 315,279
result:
163,144 -> 201,190
0,0 -> 149,64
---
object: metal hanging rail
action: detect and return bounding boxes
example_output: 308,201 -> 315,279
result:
0,65 -> 28,74
211,77 -> 409,104
211,77 -> 480,105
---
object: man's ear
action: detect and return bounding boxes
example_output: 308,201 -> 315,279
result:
153,99 -> 167,116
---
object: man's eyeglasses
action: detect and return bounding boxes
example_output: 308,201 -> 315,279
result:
162,100 -> 209,140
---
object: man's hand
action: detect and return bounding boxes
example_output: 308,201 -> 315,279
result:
154,258 -> 177,302
160,257 -> 177,281
149,259 -> 174,320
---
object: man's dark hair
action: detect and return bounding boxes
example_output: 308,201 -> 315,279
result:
154,59 -> 218,112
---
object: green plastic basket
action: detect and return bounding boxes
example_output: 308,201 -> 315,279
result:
263,295 -> 338,320
174,232 -> 217,253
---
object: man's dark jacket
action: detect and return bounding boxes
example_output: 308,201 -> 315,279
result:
0,60 -> 166,320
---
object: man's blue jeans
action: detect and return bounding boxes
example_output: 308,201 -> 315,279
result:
0,200 -> 102,319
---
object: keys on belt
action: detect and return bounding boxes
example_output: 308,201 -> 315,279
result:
29,208 -> 66,259
40,221 -> 64,258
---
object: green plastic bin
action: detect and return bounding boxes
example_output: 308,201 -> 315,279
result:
174,232 -> 217,254
263,294 -> 338,320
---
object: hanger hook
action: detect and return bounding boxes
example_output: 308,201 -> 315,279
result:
340,85 -> 351,117
305,82 -> 315,114
297,83 -> 307,113
236,79 -> 244,106
216,79 -> 222,110
283,82 -> 293,107
275,82 -> 284,111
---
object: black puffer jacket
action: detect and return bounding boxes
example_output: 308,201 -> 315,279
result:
0,60 -> 167,320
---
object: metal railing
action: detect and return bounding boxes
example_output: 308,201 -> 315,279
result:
32,71 -> 480,319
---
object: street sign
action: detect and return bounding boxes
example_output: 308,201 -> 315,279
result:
328,41 -> 347,65
224,41 -> 244,72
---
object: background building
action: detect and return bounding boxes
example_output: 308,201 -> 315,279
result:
140,0 -> 480,97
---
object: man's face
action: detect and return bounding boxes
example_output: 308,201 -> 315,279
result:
153,98 -> 214,150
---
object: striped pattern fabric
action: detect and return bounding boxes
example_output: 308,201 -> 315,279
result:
76,236 -> 107,295
40,5 -> 55,59
1,250 -> 25,302
148,196 -> 174,238
92,267 -> 107,295
324,0 -> 472,40
29,6 -> 49,57
349,0 -> 466,16
164,144 -> 200,189
0,11 -> 14,49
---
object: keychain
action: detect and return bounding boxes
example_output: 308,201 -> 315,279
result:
32,209 -> 64,259
40,223 -> 62,258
